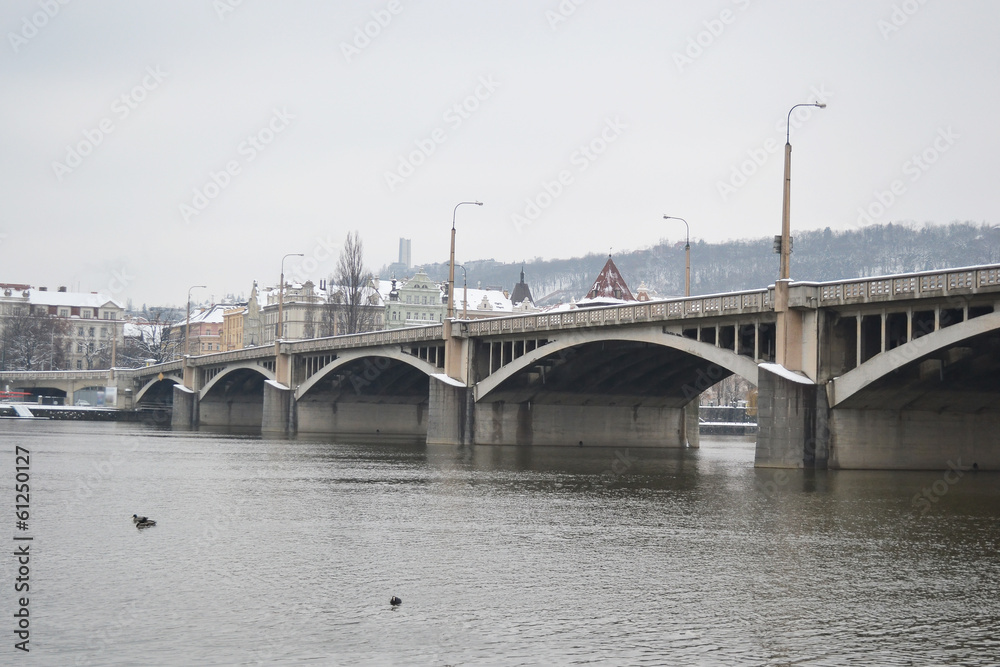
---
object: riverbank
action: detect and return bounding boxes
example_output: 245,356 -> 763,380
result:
0,404 -> 164,421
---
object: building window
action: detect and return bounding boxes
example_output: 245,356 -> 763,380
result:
81,309 -> 91,318
422,296 -> 427,305
77,343 -> 85,353
59,308 -> 69,317
101,328 -> 108,338
76,360 -> 82,369
406,295 -> 412,304
78,327 -> 84,336
88,327 -> 95,337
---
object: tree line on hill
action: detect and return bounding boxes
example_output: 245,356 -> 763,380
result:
406,222 -> 1000,305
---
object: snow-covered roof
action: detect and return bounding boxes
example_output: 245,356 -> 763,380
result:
123,321 -> 165,342
454,287 -> 512,313
27,290 -> 123,309
262,281 -> 325,301
186,304 -> 229,325
586,256 -> 635,301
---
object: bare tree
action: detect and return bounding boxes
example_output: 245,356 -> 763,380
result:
0,310 -> 68,370
329,231 -> 379,335
118,314 -> 180,367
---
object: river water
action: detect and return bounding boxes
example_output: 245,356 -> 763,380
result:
1,419 -> 998,665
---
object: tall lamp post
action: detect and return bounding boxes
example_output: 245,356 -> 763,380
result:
448,201 -> 483,319
663,215 -> 691,296
277,253 -> 304,341
185,285 -> 206,357
778,101 -> 826,280
456,264 -> 468,319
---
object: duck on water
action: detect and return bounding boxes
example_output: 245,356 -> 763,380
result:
133,514 -> 156,528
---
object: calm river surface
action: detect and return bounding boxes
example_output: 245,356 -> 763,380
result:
1,419 -> 998,666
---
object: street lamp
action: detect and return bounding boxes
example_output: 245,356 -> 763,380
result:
448,201 -> 483,319
456,264 -> 469,319
277,253 -> 304,341
185,285 -> 206,357
663,215 -> 691,297
778,101 -> 826,280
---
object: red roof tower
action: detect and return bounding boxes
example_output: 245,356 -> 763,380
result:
585,256 -> 635,301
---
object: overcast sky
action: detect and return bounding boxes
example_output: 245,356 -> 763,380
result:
2,1 -> 997,306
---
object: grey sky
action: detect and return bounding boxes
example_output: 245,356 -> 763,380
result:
2,1 -> 996,306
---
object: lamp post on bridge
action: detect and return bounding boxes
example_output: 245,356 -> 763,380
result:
448,201 -> 483,320
277,253 -> 304,341
456,264 -> 468,319
185,285 -> 206,357
663,215 -> 691,297
778,101 -> 826,281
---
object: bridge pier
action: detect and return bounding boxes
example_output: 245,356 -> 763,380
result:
426,376 -> 473,445
468,401 -> 698,448
827,409 -> 1000,470
755,365 -> 829,469
262,380 -> 295,435
171,385 -> 198,429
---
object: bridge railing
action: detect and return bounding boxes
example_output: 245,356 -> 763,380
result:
0,369 -> 114,381
184,346 -> 275,367
463,288 -> 772,336
287,325 -> 445,353
798,263 -> 1000,305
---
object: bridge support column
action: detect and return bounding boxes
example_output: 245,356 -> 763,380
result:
685,396 -> 700,448
262,380 -> 295,435
471,402 -> 692,448
755,365 -> 829,468
171,385 -> 198,429
827,410 -> 1000,470
427,376 -> 473,445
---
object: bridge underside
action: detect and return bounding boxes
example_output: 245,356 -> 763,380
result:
830,329 -> 1000,469
199,369 -> 265,429
295,358 -> 430,440
136,379 -> 177,408
470,341 -> 730,447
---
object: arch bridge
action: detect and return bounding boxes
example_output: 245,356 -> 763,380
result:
3,264 -> 999,469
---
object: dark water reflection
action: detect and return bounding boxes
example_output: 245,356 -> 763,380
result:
1,421 -> 998,665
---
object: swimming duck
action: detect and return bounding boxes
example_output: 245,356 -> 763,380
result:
390,596 -> 402,606
133,514 -> 156,527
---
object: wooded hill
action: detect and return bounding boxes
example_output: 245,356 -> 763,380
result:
401,222 -> 999,306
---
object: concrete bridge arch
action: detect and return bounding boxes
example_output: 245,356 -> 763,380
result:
475,327 -> 759,403
134,375 -> 183,404
198,361 -> 276,400
295,347 -> 445,401
828,310 -> 1000,408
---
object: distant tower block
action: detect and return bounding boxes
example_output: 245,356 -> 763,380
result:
399,238 -> 412,270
